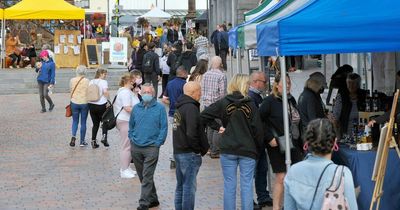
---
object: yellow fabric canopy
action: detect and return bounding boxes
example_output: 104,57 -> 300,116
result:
4,0 -> 84,20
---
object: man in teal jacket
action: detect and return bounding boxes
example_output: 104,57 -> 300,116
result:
128,83 -> 168,210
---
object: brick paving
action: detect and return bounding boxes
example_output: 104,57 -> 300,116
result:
0,92 -> 274,210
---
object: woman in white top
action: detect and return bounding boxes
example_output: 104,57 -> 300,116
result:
88,68 -> 110,149
114,73 -> 140,179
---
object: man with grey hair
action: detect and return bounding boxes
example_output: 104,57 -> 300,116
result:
201,56 -> 227,158
129,83 -> 168,210
248,71 -> 273,208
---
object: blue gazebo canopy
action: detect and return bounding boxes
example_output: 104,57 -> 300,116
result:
256,0 -> 400,56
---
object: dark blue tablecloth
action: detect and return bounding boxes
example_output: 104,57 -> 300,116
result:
333,147 -> 400,210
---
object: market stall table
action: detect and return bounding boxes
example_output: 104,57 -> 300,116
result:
333,146 -> 400,210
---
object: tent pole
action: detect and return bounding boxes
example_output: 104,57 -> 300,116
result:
259,55 -> 264,72
83,19 -> 86,39
1,18 -> 3,69
364,53 -> 369,90
279,55 -> 292,171
230,49 -> 233,78
236,47 -> 240,75
323,54 -> 327,78
247,49 -> 251,74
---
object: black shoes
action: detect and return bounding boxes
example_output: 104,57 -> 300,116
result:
137,201 -> 158,210
40,109 -> 46,113
149,201 -> 160,208
70,137 -> 76,147
253,202 -> 262,210
49,103 -> 55,111
101,134 -> 109,147
137,204 -> 149,210
91,140 -> 99,149
258,197 -> 273,207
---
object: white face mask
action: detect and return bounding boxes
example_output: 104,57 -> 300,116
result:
136,78 -> 143,85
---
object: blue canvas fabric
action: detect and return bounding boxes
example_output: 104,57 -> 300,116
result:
257,0 -> 400,56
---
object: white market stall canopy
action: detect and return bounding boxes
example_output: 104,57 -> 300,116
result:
140,7 -> 171,19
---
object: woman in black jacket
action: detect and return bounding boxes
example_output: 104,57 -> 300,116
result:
259,73 -> 303,210
201,74 -> 264,210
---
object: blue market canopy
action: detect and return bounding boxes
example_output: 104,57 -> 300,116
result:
256,0 -> 400,56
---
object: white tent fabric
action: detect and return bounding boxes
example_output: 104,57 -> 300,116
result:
245,0 -> 279,21
244,0 -> 309,49
140,7 -> 171,19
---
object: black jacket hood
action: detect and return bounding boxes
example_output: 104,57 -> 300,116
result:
226,92 -> 252,104
176,94 -> 200,109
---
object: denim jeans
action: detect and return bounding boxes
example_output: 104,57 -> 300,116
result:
255,148 -> 271,203
220,154 -> 256,210
174,153 -> 202,210
71,102 -> 89,143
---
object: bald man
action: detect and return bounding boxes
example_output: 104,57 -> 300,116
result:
173,81 -> 209,210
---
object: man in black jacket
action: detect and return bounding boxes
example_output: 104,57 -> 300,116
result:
180,42 -> 197,73
167,25 -> 179,44
173,81 -> 209,210
210,25 -> 220,56
142,42 -> 161,97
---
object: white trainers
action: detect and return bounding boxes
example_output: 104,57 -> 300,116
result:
120,168 -> 136,179
126,167 -> 137,176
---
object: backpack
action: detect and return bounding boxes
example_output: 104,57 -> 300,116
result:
101,95 -> 123,130
87,80 -> 101,102
310,165 -> 350,210
142,53 -> 154,74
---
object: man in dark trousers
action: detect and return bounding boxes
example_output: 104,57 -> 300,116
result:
210,25 -> 220,56
217,25 -> 229,70
142,42 -> 161,98
173,81 -> 209,210
162,67 -> 188,169
248,72 -> 273,209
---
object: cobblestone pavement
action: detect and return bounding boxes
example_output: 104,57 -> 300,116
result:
0,93 -> 273,210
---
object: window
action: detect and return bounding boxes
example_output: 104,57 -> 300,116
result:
74,0 -> 90,9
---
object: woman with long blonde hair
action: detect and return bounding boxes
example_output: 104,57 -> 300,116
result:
201,74 -> 264,210
259,73 -> 303,210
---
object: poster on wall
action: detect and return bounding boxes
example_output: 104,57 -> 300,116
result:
109,37 -> 128,63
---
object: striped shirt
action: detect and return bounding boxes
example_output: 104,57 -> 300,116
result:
194,35 -> 209,49
201,69 -> 227,107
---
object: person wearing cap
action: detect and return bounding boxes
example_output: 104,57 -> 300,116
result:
297,72 -> 329,132
36,50 -> 55,113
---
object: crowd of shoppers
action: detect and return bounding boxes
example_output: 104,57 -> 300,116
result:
35,23 -> 360,209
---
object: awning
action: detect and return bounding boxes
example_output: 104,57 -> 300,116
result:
4,0 -> 84,20
244,0 -> 273,22
256,0 -> 400,56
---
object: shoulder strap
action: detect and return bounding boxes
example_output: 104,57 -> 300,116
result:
309,163 -> 334,210
71,77 -> 84,99
327,165 -> 344,192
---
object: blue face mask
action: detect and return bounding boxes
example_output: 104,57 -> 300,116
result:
142,94 -> 153,103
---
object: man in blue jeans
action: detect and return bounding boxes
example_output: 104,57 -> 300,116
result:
248,72 -> 273,208
173,82 -> 209,210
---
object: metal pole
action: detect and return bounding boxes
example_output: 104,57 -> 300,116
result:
279,55 -> 292,171
323,54 -> 327,78
259,56 -> 264,72
364,53 -> 369,90
1,18 -> 4,69
236,47 -> 241,74
247,49 -> 251,74
164,0 -> 166,11
83,19 -> 86,39
231,0 -> 236,27
107,0 -> 110,25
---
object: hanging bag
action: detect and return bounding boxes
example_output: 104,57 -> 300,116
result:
321,166 -> 350,210
65,77 -> 84,117
101,94 -> 123,130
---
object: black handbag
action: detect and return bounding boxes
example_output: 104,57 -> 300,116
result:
101,95 -> 123,130
269,125 -> 294,154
